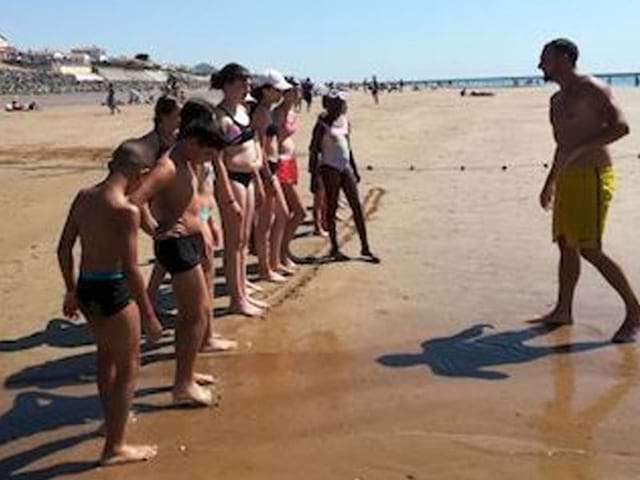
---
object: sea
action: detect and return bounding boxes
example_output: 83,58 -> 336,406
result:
410,72 -> 640,89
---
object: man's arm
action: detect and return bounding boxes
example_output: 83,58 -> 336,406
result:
562,81 -> 630,168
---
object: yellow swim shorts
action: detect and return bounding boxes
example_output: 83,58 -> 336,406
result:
553,165 -> 615,249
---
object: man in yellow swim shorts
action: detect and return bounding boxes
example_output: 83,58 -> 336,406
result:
537,38 -> 638,343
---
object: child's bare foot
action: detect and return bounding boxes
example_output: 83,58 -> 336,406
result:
248,295 -> 270,309
144,323 -> 164,345
361,249 -> 381,264
246,281 -> 264,293
172,383 -> 213,407
101,444 -> 158,466
528,309 -> 574,326
194,372 -> 218,385
259,270 -> 287,284
229,301 -> 265,318
329,249 -> 350,262
313,227 -> 329,237
612,315 -> 640,344
200,336 -> 238,354
277,264 -> 296,276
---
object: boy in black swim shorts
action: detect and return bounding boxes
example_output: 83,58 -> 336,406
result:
57,141 -> 159,466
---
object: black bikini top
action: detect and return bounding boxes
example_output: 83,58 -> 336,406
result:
219,105 -> 255,146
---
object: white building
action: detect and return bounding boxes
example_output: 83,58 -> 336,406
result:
0,34 -> 11,60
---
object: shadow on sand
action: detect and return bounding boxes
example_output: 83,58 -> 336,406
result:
377,324 -> 611,380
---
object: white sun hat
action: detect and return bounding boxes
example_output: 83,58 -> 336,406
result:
254,69 -> 292,91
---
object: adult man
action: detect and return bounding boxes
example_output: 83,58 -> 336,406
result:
537,38 -> 638,343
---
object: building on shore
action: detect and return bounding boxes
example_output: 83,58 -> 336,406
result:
0,33 -> 18,62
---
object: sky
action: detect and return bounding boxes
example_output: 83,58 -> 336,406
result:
1,0 -> 638,81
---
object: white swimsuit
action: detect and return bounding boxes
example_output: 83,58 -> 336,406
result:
320,115 -> 351,172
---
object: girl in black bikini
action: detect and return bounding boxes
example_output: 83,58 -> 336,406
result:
211,63 -> 268,317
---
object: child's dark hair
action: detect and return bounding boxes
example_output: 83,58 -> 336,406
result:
210,63 -> 252,90
179,98 -> 214,132
154,95 -> 179,128
180,117 -> 226,149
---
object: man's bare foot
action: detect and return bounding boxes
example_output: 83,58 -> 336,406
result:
199,336 -> 238,354
100,444 -> 158,466
259,270 -> 287,284
229,301 -> 265,318
528,310 -> 574,326
172,383 -> 213,407
612,316 -> 640,344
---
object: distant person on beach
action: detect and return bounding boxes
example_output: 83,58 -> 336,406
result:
301,77 -> 314,112
107,83 -> 121,115
371,75 -> 380,104
130,101 -> 227,405
57,142 -> 159,466
309,91 -> 379,263
537,38 -> 638,343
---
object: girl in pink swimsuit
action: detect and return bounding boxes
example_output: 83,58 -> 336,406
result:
274,80 -> 306,269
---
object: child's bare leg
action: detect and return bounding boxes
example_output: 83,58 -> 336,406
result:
224,182 -> 263,317
200,256 -> 237,354
171,266 -> 213,406
271,179 -> 293,274
255,187 -> 285,283
281,184 -> 306,267
90,305 -> 158,466
342,172 -> 379,262
143,263 -> 166,342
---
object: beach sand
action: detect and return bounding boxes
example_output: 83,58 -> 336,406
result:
1,87 -> 640,479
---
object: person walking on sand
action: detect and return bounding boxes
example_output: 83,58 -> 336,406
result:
536,38 -> 639,343
107,83 -> 121,115
309,91 -> 380,263
57,142 -> 159,465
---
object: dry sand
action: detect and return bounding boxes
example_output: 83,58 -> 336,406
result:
1,87 -> 640,479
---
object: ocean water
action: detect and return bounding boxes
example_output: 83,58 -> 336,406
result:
411,73 -> 640,89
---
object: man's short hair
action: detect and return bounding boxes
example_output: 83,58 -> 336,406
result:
546,38 -> 579,67
108,140 -> 153,173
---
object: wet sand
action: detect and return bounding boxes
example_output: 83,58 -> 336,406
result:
1,87 -> 640,479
